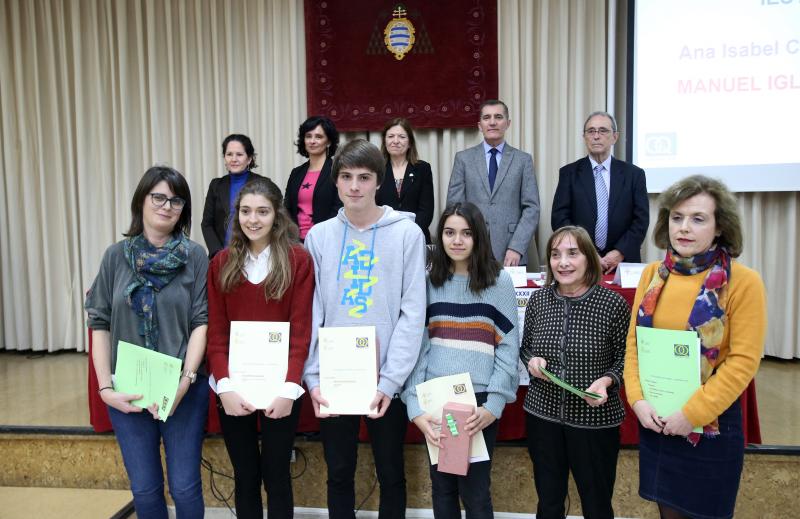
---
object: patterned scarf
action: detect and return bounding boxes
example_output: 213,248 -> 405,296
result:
123,234 -> 189,350
637,246 -> 730,446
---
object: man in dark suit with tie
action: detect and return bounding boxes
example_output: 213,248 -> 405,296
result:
551,111 -> 649,272
446,99 -> 540,266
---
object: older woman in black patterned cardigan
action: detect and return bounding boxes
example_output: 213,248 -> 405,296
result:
520,225 -> 630,519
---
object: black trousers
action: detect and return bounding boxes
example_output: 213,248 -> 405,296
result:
429,392 -> 498,519
217,396 -> 302,519
525,413 -> 620,519
320,397 -> 407,519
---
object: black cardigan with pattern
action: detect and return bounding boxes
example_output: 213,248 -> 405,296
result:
520,284 -> 630,428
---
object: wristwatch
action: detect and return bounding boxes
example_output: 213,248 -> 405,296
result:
181,369 -> 197,384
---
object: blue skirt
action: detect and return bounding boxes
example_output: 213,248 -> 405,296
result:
638,400 -> 744,519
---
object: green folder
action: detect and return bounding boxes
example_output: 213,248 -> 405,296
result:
636,327 -> 702,433
114,340 -> 182,422
540,366 -> 603,400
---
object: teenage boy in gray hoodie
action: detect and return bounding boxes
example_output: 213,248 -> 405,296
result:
303,139 -> 427,519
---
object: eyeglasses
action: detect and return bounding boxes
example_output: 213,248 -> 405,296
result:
584,127 -> 614,136
149,193 -> 186,211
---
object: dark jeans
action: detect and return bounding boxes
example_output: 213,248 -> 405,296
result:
320,397 -> 407,519
108,374 -> 208,519
217,396 -> 303,519
429,392 -> 498,519
526,413 -> 620,519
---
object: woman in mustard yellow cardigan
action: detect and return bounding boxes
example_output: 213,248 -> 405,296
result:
624,175 -> 766,519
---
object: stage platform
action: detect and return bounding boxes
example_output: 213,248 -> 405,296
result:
0,351 -> 798,518
0,487 -> 133,519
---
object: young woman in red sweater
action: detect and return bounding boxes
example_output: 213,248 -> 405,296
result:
207,178 -> 315,519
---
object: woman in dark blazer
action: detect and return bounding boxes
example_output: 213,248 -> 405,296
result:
376,118 -> 435,243
284,116 -> 341,241
202,134 -> 265,258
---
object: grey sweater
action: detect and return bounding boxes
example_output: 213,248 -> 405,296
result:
302,207 -> 427,398
84,238 -> 208,371
402,271 -> 520,420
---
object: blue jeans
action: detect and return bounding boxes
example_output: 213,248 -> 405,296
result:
108,375 -> 208,519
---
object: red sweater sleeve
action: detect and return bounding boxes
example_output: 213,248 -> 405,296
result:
206,251 -> 232,381
286,246 -> 315,384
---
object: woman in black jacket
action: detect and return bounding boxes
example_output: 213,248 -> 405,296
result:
284,116 -> 341,241
376,117 -> 435,243
201,134 -> 266,258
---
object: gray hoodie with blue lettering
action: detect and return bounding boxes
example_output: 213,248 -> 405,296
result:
302,206 -> 427,398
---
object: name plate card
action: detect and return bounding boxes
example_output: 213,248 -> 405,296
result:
613,263 -> 647,288
504,266 -> 528,288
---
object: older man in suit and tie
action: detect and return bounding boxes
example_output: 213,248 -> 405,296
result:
551,111 -> 649,273
446,99 -> 540,266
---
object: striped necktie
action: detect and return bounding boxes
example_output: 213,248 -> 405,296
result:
594,164 -> 608,250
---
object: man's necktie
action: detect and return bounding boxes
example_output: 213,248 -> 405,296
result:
488,148 -> 498,191
594,164 -> 609,250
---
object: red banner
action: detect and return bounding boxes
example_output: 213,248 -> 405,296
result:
305,0 -> 498,131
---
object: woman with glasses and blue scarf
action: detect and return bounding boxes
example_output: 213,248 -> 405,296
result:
86,166 -> 209,519
624,175 -> 767,519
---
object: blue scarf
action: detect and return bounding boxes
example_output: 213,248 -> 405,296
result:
123,234 -> 189,350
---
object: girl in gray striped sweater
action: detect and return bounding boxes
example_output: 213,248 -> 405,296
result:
402,202 -> 519,519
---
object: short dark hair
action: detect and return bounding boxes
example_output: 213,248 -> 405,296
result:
125,166 -> 192,237
479,99 -> 509,119
583,111 -> 618,132
545,226 -> 602,288
331,139 -> 386,185
296,116 -> 340,158
653,175 -> 743,257
380,117 -> 419,164
429,202 -> 501,293
222,134 -> 258,170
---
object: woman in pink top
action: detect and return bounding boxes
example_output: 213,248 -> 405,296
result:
284,116 -> 341,241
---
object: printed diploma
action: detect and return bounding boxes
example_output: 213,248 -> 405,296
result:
414,372 -> 490,465
114,340 -> 182,422
318,326 -> 378,415
228,321 -> 290,409
636,326 -> 702,433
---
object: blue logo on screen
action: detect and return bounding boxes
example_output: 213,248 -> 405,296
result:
645,133 -> 677,156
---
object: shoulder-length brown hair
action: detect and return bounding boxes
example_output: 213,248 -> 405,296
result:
429,202 -> 500,293
652,175 -> 743,257
219,178 -> 300,300
545,226 -> 602,288
125,166 -> 192,237
379,117 -> 419,165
